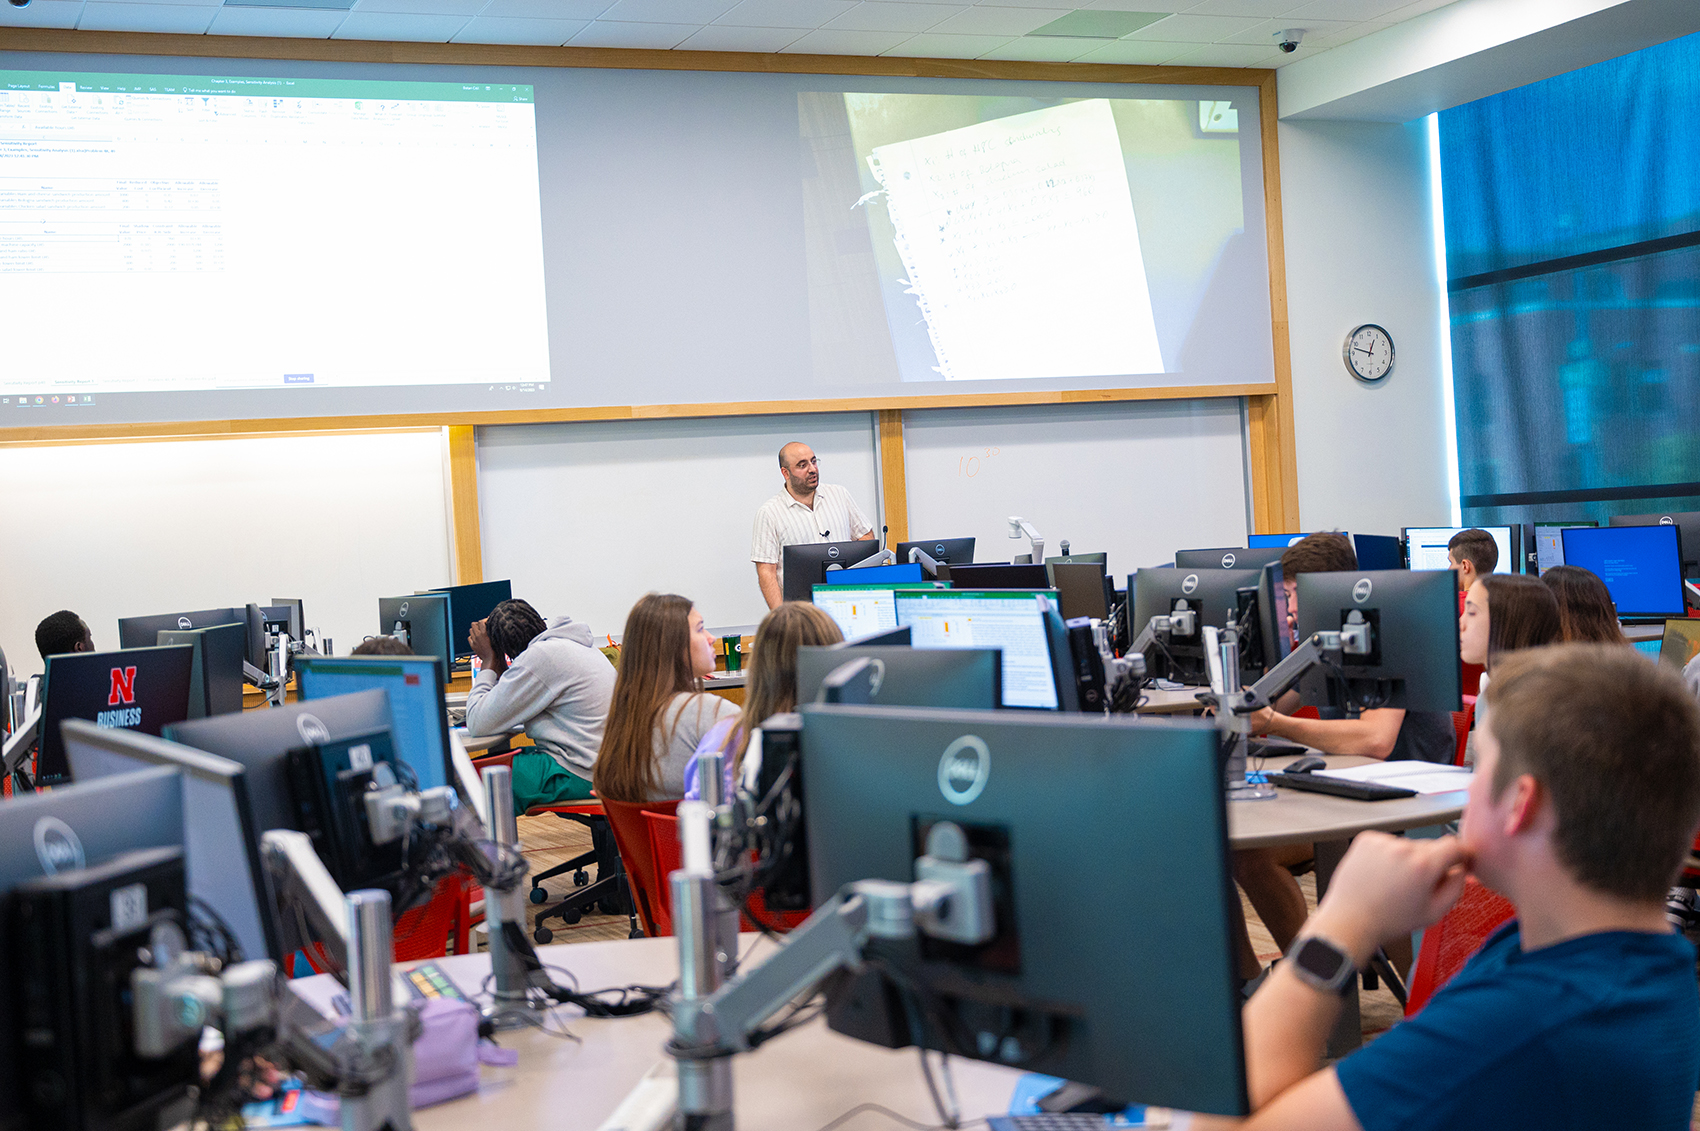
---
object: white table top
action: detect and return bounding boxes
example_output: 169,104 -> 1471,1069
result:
1229,754 -> 1467,849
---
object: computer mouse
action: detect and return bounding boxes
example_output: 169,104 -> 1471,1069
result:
1285,755 -> 1327,773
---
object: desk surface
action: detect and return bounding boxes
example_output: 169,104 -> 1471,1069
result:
1136,686 -> 1208,714
345,939 -> 1025,1130
1228,754 -> 1467,849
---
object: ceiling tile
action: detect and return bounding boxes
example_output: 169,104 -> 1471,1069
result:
882,31 -> 1015,56
781,26 -> 910,53
1282,0 -> 1406,18
972,0 -> 1076,8
353,0 -> 484,15
207,5 -> 349,35
928,5 -> 1061,35
1081,0 -> 1178,9
79,3 -> 215,31
1177,0 -> 1301,15
451,15 -> 588,43
597,0 -> 738,24
330,11 -> 467,37
825,2 -> 964,33
1219,16 -> 1349,45
0,1 -> 85,30
675,22 -> 803,48
1161,41 -> 1281,65
1383,0 -> 1458,16
480,0 -> 612,18
1076,36 -> 1185,63
1127,12 -> 1260,40
1029,9 -> 1164,36
714,0 -> 855,28
567,17 -> 695,45
978,34 -> 1103,60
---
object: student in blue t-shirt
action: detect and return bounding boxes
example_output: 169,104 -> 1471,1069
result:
1195,642 -> 1700,1131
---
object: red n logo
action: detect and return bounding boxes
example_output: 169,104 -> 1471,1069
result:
108,666 -> 137,706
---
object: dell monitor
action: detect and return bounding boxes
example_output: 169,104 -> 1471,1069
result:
841,626 -> 913,647
1404,526 -> 1517,574
269,598 -> 306,643
376,593 -> 453,686
893,589 -> 1066,710
425,579 -> 514,661
116,607 -> 243,651
36,645 -> 193,787
1352,534 -> 1406,571
781,540 -> 885,603
158,622 -> 246,719
797,646 -> 1001,710
165,689 -> 392,839
1529,520 -> 1597,574
1174,546 -> 1285,572
245,602 -> 298,669
896,537 -> 976,568
1247,532 -> 1313,548
823,562 -> 922,587
0,765 -> 187,1131
1044,551 -> 1108,565
1561,524 -> 1686,620
1046,560 -> 1110,621
1293,569 -> 1462,714
295,655 -> 460,793
1608,512 -> 1700,577
799,704 -> 1246,1116
62,721 -> 278,965
1129,566 -> 1268,685
940,563 -> 1050,590
811,584 -> 901,641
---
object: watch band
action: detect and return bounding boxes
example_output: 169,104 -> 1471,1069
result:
1288,935 -> 1357,995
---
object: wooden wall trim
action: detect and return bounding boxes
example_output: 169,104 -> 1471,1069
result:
445,425 -> 483,585
0,27 -> 1269,88
1251,69 -> 1302,533
876,409 -> 909,547
0,383 -> 1277,446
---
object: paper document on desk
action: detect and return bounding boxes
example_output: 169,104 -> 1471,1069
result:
1316,762 -> 1473,795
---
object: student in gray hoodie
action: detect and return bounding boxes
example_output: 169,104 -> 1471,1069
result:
466,598 -> 617,813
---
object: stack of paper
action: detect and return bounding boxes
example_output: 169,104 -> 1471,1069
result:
1316,762 -> 1474,795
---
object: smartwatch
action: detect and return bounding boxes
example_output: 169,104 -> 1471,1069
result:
1288,935 -> 1357,995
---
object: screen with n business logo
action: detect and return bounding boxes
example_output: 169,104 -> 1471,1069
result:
38,645 -> 193,786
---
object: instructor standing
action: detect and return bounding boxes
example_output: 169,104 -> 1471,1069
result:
751,441 -> 875,608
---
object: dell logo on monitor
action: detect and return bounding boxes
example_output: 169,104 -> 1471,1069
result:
937,735 -> 990,806
1353,578 -> 1374,603
34,817 -> 85,875
1221,553 -> 1237,569
176,616 -> 192,629
827,546 -> 840,559
1181,573 -> 1200,595
1662,516 -> 1675,524
296,714 -> 331,747
399,601 -> 409,617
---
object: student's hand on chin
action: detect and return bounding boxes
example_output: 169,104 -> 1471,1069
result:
1309,832 -> 1472,962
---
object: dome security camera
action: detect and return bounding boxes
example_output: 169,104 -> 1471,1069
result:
1275,28 -> 1304,52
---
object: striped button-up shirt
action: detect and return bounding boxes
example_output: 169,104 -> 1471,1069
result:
750,483 -> 875,583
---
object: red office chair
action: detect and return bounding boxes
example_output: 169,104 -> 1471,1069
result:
392,874 -> 473,961
642,810 -> 809,937
601,797 -> 681,939
1405,878 -> 1515,1016
1450,700 -> 1476,767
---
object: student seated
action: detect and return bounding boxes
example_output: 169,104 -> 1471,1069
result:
35,609 -> 94,660
1539,564 -> 1630,645
593,593 -> 739,803
350,634 -> 415,657
682,602 -> 843,801
465,598 -> 616,813
1197,643 -> 1700,1130
1446,527 -> 1499,593
1458,573 -> 1562,674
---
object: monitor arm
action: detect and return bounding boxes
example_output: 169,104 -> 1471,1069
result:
668,808 -> 994,1128
826,549 -> 897,571
261,829 -> 353,975
907,546 -> 942,578
1210,619 -> 1371,718
2,704 -> 39,788
1008,516 -> 1045,565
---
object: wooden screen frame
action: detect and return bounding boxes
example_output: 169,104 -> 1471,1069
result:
0,28 -> 1302,577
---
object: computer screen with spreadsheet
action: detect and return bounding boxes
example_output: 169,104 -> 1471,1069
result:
893,589 -> 1060,710
812,585 -> 900,641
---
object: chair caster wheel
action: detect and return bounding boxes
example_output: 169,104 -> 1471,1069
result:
534,926 -> 553,945
628,927 -> 644,940
573,870 -> 589,887
529,887 -> 548,904
563,908 -> 583,925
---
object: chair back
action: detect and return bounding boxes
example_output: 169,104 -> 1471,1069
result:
1405,877 -> 1515,1016
601,796 -> 681,938
1450,700 -> 1476,767
642,810 -> 684,936
392,874 -> 473,962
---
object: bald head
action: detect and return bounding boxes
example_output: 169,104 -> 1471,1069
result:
778,442 -> 819,499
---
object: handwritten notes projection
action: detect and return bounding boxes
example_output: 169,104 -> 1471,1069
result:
867,99 -> 1164,383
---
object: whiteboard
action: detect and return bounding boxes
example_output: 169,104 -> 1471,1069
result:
0,430 -> 452,676
901,400 -> 1251,584
478,414 -> 881,639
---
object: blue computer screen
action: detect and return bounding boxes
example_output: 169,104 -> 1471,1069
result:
1561,524 -> 1684,618
296,656 -> 451,790
1247,532 -> 1315,548
823,562 -> 923,586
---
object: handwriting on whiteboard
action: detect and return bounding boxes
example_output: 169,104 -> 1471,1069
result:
958,447 -> 1001,478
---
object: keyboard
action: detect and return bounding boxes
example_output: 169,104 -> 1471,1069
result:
989,1115 -> 1169,1130
1268,772 -> 1416,801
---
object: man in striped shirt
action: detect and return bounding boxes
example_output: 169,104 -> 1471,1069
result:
751,441 -> 875,608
